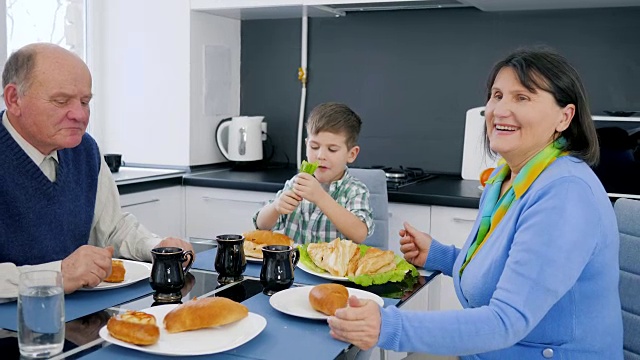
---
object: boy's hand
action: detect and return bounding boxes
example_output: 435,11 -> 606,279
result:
274,190 -> 302,215
293,172 -> 326,204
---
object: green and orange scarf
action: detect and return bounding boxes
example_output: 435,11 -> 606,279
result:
460,138 -> 568,275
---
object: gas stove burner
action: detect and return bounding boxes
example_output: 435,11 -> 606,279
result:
385,168 -> 407,179
361,165 -> 436,190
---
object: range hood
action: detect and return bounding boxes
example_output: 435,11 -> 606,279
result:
321,0 -> 471,12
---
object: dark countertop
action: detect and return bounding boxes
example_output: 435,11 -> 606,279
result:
183,167 -> 482,209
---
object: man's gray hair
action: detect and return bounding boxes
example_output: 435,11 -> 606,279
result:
2,47 -> 37,95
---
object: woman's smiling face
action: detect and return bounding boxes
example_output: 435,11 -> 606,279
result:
485,66 -> 574,172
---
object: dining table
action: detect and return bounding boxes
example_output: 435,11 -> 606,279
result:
0,243 -> 437,360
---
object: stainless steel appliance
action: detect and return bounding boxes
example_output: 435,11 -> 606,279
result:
366,166 -> 436,190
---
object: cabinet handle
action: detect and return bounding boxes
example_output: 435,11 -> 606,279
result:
202,196 -> 267,206
121,199 -> 160,208
452,217 -> 475,223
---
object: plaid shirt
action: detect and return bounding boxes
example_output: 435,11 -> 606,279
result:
253,168 -> 374,244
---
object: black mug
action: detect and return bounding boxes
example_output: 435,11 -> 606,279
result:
260,245 -> 300,296
215,234 -> 247,284
150,247 -> 194,302
104,154 -> 124,173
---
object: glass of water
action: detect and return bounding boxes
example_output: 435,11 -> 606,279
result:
18,270 -> 65,358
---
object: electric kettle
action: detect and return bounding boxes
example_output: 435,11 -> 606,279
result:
216,116 -> 264,162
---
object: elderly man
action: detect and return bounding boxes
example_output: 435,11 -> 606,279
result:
0,43 -> 193,297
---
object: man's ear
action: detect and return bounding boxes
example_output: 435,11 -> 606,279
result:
347,145 -> 360,163
3,84 -> 22,116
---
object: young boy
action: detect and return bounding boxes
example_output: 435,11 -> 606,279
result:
253,103 -> 373,244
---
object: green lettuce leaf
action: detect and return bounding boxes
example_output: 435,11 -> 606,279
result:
298,243 -> 418,287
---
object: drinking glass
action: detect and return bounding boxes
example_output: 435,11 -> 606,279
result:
18,270 -> 65,358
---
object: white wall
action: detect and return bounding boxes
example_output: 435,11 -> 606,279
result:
0,0 -> 7,78
189,12 -> 240,166
89,1 -> 241,166
90,0 -> 192,166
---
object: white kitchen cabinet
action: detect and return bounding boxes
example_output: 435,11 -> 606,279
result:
119,186 -> 185,238
428,205 -> 478,311
186,186 -> 275,240
90,0 -> 240,167
387,202 -> 431,256
191,0 -> 341,20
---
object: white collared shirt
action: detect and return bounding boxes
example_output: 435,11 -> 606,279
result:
0,112 -> 161,299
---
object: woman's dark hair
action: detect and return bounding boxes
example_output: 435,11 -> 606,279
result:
483,48 -> 599,166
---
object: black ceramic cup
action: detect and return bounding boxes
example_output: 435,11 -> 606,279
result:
150,247 -> 194,302
214,234 -> 247,284
103,154 -> 123,172
260,245 -> 300,296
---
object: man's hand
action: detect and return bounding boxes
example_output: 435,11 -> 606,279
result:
399,222 -> 432,267
154,237 -> 196,266
274,190 -> 302,215
61,245 -> 114,293
328,296 -> 382,350
293,172 -> 327,204
155,237 -> 194,253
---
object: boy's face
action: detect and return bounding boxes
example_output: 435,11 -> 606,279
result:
305,131 -> 359,184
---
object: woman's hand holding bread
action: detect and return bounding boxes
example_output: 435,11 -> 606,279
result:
309,284 -> 349,316
328,296 -> 382,351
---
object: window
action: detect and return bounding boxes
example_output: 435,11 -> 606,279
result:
6,0 -> 86,60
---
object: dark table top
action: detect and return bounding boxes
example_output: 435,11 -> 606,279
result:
0,251 -> 435,360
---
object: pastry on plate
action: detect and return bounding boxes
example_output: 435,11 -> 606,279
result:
107,310 -> 159,345
164,297 -> 249,333
308,283 -> 349,315
243,230 -> 294,259
104,259 -> 126,283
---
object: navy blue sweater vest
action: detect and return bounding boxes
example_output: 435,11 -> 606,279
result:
0,116 -> 100,265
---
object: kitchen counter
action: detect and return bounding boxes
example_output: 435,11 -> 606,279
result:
113,166 -> 186,195
111,167 -> 185,184
183,167 -> 482,209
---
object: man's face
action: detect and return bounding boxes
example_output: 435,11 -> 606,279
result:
14,50 -> 93,155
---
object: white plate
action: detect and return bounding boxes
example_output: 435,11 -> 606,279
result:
79,259 -> 152,291
296,261 -> 349,282
99,304 -> 267,356
478,185 -> 484,191
270,286 -> 384,320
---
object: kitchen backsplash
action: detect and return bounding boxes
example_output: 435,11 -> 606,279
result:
240,7 -> 640,175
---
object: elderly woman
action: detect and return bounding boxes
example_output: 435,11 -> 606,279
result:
328,49 -> 623,359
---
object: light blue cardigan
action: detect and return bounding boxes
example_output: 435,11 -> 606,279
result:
378,157 -> 623,359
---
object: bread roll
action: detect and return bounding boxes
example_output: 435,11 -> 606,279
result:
243,230 -> 294,259
107,310 -> 159,345
164,297 -> 249,333
308,284 -> 349,316
104,259 -> 126,283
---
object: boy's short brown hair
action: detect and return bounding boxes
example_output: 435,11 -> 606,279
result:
306,102 -> 362,149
